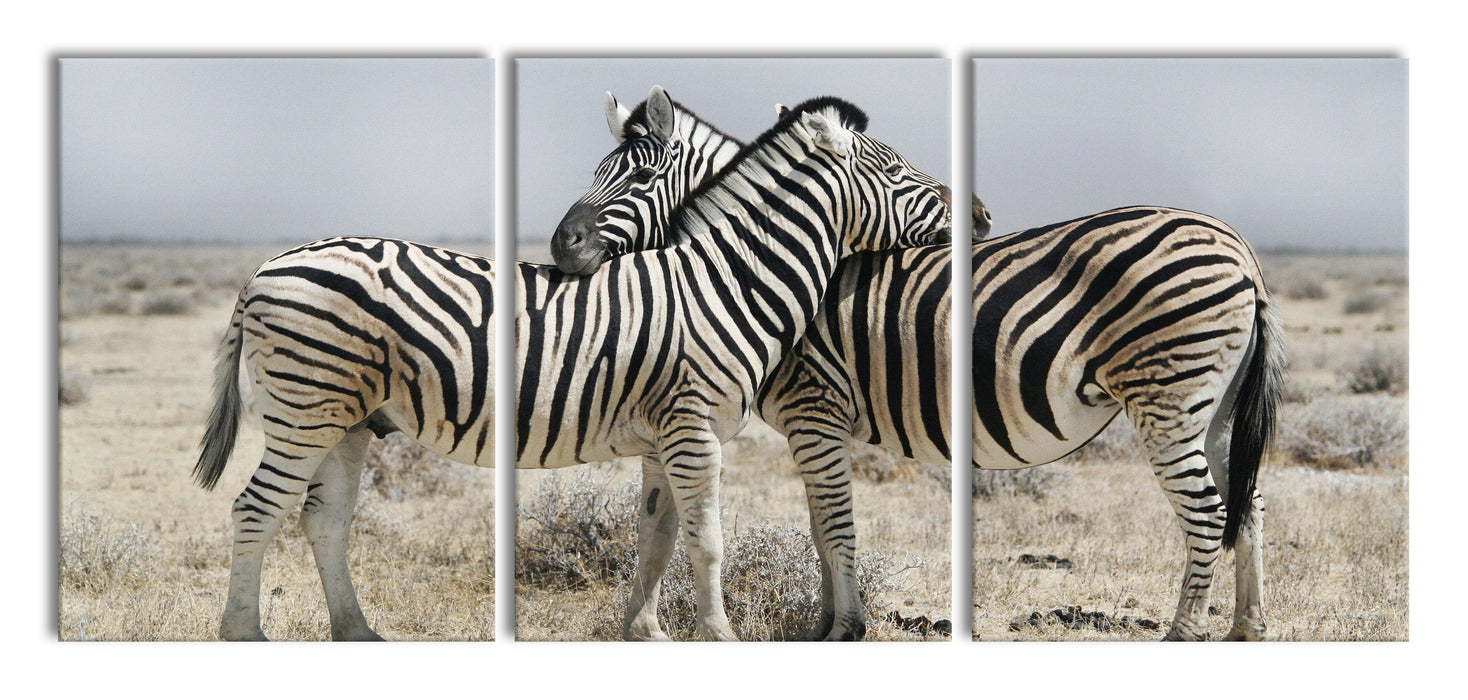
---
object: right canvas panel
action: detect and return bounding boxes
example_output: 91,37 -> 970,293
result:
968,58 -> 1408,641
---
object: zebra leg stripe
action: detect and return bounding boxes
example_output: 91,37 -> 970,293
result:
786,423 -> 865,641
658,422 -> 736,641
300,429 -> 381,641
623,455 -> 678,641
220,436 -> 338,641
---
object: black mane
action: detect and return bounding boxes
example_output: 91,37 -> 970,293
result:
666,96 -> 870,241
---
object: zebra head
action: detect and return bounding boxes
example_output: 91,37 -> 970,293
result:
552,86 -> 744,275
784,98 -> 953,252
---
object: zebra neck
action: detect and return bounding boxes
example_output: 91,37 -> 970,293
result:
672,134 -> 849,366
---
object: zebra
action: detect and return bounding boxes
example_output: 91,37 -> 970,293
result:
192,91 -> 953,641
551,105 -> 1282,642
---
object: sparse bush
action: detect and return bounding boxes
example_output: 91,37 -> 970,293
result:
517,466 -> 927,640
60,371 -> 90,406
1065,414 -> 1142,463
60,513 -> 161,594
121,276 -> 148,292
972,466 -> 1061,501
1340,345 -> 1408,395
97,294 -> 132,315
850,443 -> 927,483
1283,276 -> 1329,300
650,520 -> 924,640
139,291 -> 196,315
1343,291 -> 1389,315
515,467 -> 640,589
1277,396 -> 1407,470
364,433 -> 480,501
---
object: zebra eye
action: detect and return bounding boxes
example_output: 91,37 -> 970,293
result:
630,168 -> 656,184
885,162 -> 905,177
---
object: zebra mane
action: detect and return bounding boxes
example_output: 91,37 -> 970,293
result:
667,96 -> 871,244
623,97 -> 745,147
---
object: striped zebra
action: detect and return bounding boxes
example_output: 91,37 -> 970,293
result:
192,93 -> 952,641
552,102 -> 1282,641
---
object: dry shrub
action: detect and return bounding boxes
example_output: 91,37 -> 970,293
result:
515,466 -> 639,589
1343,290 -> 1389,315
139,291 -> 195,315
121,275 -> 148,292
971,466 -> 1061,501
1340,345 -> 1408,395
1277,396 -> 1407,470
97,294 -> 132,315
850,442 -> 927,483
60,513 -> 160,594
1283,276 -> 1329,300
1064,414 -> 1142,463
364,432 -> 480,501
650,521 -> 924,640
59,370 -> 90,406
517,467 -> 927,640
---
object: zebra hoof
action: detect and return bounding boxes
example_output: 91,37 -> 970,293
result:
1223,623 -> 1265,641
220,626 -> 269,642
694,620 -> 739,642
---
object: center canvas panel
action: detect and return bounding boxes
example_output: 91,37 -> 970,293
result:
512,57 -> 955,641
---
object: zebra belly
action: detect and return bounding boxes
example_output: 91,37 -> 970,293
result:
971,397 -> 1121,470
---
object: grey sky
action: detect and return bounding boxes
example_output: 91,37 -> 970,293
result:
60,58 -> 494,244
973,59 -> 1407,252
516,58 -> 950,246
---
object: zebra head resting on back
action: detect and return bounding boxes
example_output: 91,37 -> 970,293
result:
193,92 -> 951,641
551,87 -> 744,275
547,95 -> 1282,642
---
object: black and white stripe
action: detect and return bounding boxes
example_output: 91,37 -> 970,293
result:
551,101 -> 1281,641
192,94 -> 952,641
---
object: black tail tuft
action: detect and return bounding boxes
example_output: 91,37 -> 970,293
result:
1221,294 -> 1285,548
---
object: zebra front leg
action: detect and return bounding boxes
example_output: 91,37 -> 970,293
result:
623,455 -> 679,641
220,438 -> 336,641
659,424 -> 737,641
1224,489 -> 1266,641
788,424 -> 864,641
299,429 -> 383,641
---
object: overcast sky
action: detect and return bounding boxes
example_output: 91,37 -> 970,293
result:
973,58 -> 1407,252
515,58 -> 951,249
60,58 -> 494,244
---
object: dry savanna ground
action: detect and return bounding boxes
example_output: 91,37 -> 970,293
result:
58,244 -> 495,641
971,253 -> 1408,641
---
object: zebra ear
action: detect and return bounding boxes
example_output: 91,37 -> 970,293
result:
605,92 -> 631,144
775,103 -> 789,119
646,85 -> 676,144
800,110 -> 853,158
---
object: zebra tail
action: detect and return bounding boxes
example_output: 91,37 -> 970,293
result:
192,294 -> 247,491
1221,290 -> 1285,548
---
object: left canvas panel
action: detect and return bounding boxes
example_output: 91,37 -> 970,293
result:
58,58 -> 497,641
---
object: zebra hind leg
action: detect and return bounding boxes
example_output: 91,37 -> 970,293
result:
622,455 -> 678,641
219,432 -> 341,641
299,428 -> 383,641
787,424 -> 865,641
1132,403 -> 1228,641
